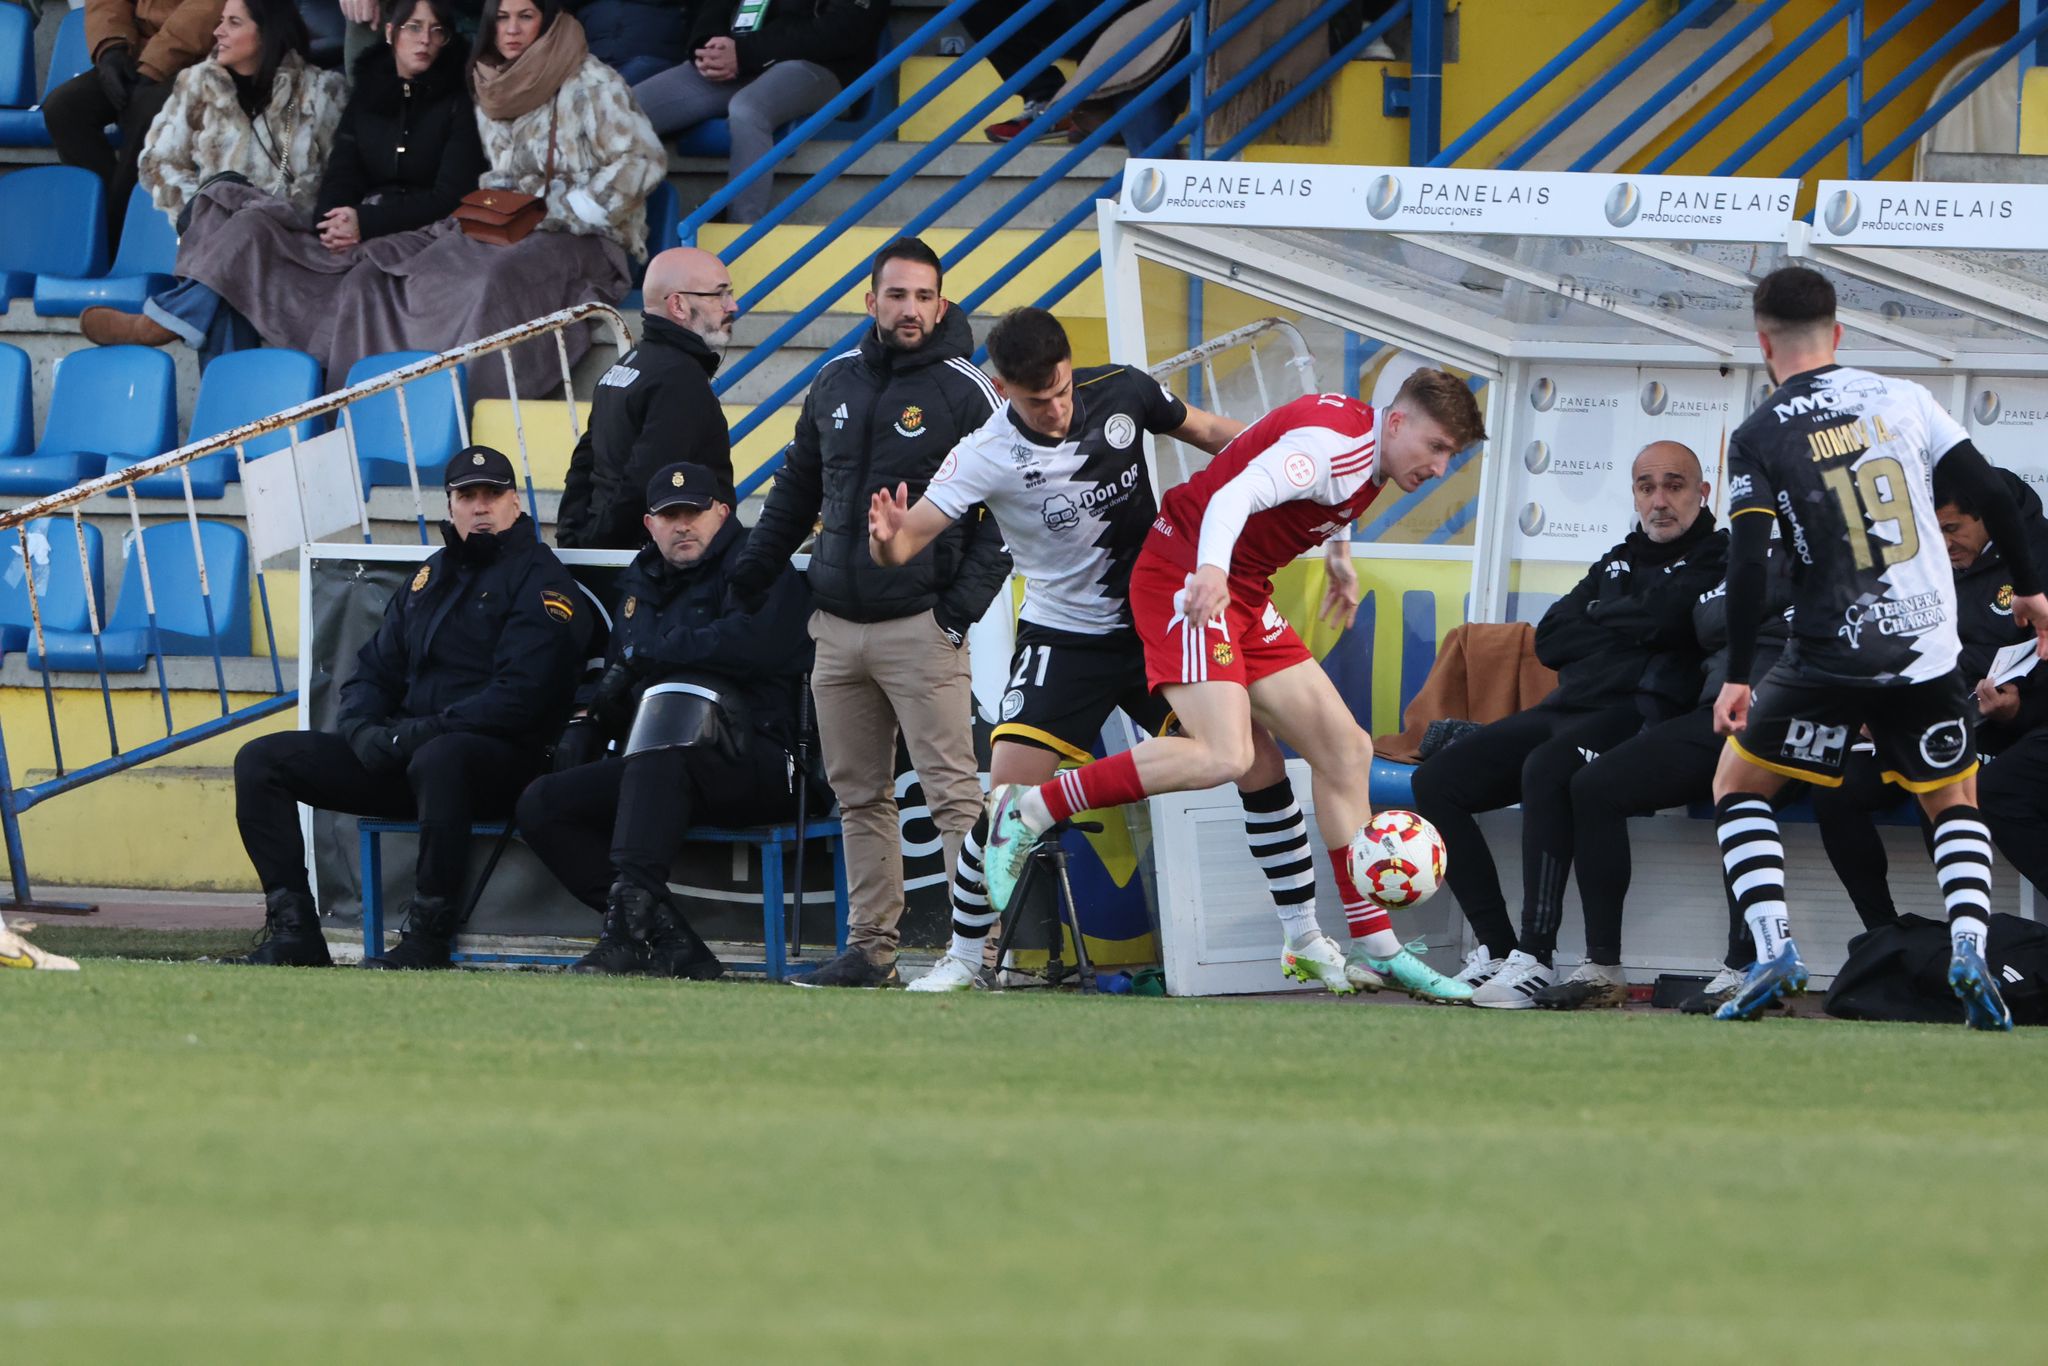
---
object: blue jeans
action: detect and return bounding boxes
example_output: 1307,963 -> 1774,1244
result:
144,277 -> 260,363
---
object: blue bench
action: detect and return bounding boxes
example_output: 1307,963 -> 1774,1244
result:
357,816 -> 851,978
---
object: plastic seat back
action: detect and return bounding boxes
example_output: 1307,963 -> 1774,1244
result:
38,345 -> 178,459
0,165 -> 107,279
117,348 -> 325,498
0,5 -> 33,109
105,520 -> 250,652
343,350 -> 467,487
0,518 -> 104,653
0,342 -> 29,458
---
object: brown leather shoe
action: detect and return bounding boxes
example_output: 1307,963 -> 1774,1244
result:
80,307 -> 177,348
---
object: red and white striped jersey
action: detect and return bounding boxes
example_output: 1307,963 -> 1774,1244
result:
1147,393 -> 1383,585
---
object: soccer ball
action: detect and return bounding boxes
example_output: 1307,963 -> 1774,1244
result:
1349,810 -> 1446,911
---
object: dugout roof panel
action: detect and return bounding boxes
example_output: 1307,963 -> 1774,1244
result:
1110,165 -> 2048,370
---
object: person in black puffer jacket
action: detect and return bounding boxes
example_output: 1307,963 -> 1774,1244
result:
568,0 -> 690,83
728,237 -> 1010,988
313,0 -> 487,243
519,461 -> 813,980
1412,440 -> 1728,1006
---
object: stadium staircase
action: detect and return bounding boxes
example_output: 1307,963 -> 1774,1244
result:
0,0 -> 2038,894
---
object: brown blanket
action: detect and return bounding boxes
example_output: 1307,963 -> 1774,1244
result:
1373,622 -> 1558,765
175,181 -> 628,400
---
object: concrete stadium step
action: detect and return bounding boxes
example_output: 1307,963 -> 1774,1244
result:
670,138 -> 1124,230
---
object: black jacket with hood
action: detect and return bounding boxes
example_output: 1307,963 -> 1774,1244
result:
730,305 -> 1010,638
557,315 -> 732,550
1534,509 -> 1728,720
1951,469 -> 2048,752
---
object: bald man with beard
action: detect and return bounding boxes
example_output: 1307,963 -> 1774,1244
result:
559,247 -> 741,549
1412,440 -> 1731,1007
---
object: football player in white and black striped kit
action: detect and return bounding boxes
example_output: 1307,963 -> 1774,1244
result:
1710,266 -> 2048,1029
865,308 -> 1323,993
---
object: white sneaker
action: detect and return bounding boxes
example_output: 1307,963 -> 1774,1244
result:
1281,933 -> 1357,995
1703,965 -> 1745,997
906,955 -> 987,993
1453,944 -> 1505,987
0,927 -> 80,971
1469,949 -> 1553,1009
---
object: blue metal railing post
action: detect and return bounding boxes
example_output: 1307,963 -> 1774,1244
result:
1409,0 -> 1444,164
1863,9 -> 2048,173
1501,0 -> 1727,169
1189,0 -> 1209,159
1847,0 -> 1864,178
0,722 -> 32,905
1645,0 -> 1857,172
1571,0 -> 1793,171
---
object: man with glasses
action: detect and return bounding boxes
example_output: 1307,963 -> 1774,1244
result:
558,246 -> 741,549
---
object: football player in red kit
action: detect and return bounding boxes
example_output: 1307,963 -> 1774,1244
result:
982,369 -> 1486,997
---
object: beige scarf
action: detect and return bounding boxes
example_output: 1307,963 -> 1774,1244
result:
471,11 -> 590,122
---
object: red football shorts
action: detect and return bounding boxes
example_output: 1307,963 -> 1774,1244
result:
1129,548 -> 1313,691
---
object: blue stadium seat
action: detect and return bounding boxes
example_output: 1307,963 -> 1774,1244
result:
0,342 -> 30,458
34,185 -> 177,316
0,8 -> 90,148
0,4 -> 34,109
343,350 -> 466,488
31,520 -> 249,672
672,38 -> 896,161
0,165 -> 107,308
0,345 -> 177,495
0,518 -> 104,656
107,348 -> 324,498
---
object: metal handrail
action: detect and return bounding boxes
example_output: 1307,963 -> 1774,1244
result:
729,0 -> 1405,498
717,0 -> 1207,398
0,303 -> 631,910
0,303 -> 632,534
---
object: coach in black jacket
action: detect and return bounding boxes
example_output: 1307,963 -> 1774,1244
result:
1413,441 -> 1729,999
557,248 -> 738,549
520,462 -> 811,978
729,237 -> 1009,987
230,447 -> 591,971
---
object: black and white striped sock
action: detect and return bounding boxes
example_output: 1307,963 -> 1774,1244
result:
1241,779 -> 1320,945
1932,804 -> 1994,956
944,813 -> 994,964
1717,793 -> 1795,963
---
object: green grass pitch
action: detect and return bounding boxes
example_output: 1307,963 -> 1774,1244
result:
6,945 -> 2047,1363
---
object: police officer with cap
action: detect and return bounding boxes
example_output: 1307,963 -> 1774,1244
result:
228,445 -> 593,969
517,461 -> 812,977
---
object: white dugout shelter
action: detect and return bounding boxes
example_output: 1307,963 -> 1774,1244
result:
1099,165 -> 2048,997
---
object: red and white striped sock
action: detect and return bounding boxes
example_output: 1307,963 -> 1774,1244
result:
1331,848 -> 1400,956
1037,751 -> 1148,825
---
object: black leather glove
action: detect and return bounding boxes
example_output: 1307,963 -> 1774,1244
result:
726,558 -> 773,613
590,661 -> 640,733
344,720 -> 406,776
391,717 -> 445,761
95,44 -> 142,115
551,714 -> 607,772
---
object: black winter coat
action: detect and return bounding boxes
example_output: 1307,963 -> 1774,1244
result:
687,0 -> 888,97
338,514 -> 592,757
607,516 -> 812,748
1535,509 -> 1727,720
313,41 -> 486,240
574,0 -> 693,71
557,315 -> 731,550
733,305 -> 1010,635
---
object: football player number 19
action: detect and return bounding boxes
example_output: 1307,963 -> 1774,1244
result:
1821,454 -> 1920,572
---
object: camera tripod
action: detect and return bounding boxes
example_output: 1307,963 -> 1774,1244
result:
987,819 -> 1101,994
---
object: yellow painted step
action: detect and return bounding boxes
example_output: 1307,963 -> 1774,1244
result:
1242,62 -> 1411,166
896,57 -> 1077,144
705,224 -> 1103,316
470,401 -> 797,491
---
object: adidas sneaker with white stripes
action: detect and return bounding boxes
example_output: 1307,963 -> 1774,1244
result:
1468,950 -> 1553,1009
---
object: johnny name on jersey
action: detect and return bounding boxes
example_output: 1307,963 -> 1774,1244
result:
925,365 -> 1187,634
1728,364 -> 1966,686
